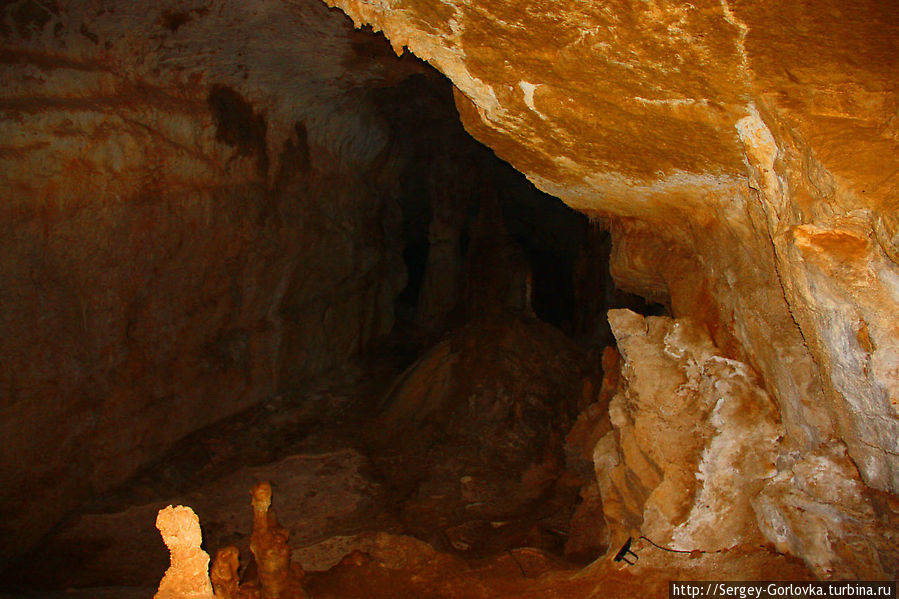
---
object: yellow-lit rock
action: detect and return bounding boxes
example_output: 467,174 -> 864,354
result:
598,310 -> 782,552
600,309 -> 897,577
155,505 -> 216,599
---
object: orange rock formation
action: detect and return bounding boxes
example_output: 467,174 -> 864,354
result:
155,505 -> 216,599
2,0 -> 897,588
207,482 -> 306,599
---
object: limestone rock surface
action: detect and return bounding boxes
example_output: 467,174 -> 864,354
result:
598,309 -> 782,552
752,444 -> 899,579
599,309 -> 898,578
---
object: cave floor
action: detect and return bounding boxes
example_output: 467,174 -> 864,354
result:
2,318 -> 814,598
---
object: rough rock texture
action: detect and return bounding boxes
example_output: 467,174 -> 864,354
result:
210,546 -> 242,599
321,0 -> 899,579
247,481 -> 302,599
210,481 -> 308,599
561,347 -> 618,563
752,444 -> 899,580
413,154 -> 471,330
177,497 -> 815,599
598,310 -> 782,552
0,0 -> 427,563
598,309 -> 897,578
4,0 -> 898,587
154,505 -> 215,599
323,0 -> 899,499
304,538 -> 814,599
374,315 -> 597,557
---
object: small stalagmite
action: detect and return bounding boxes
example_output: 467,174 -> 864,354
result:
250,481 -> 302,599
210,546 -> 241,599
154,505 -> 216,599
210,481 -> 307,599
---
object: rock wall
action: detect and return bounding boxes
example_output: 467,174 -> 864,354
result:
2,0 -> 896,580
599,310 -> 782,553
322,0 -> 899,493
0,0 -> 423,564
600,310 -> 897,578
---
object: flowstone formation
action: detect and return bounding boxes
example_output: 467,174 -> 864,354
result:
598,309 -> 783,553
596,309 -> 898,578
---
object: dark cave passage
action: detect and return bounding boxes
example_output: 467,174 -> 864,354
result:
375,69 -> 667,347
370,70 -> 610,343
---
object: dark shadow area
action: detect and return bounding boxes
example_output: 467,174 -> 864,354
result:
0,11 -> 668,597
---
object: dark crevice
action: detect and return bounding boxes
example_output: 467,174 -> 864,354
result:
207,84 -> 269,176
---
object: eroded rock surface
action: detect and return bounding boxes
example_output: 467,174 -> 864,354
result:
753,444 -> 899,579
598,310 -> 782,552
374,315 -> 597,557
598,309 -> 898,578
209,481 -> 308,599
166,486 -> 813,599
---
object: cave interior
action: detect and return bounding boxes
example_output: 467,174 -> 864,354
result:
0,0 -> 897,597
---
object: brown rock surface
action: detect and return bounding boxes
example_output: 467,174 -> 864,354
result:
202,504 -> 815,599
206,481 -> 307,599
373,315 -> 597,557
11,449 -> 390,590
248,481 -> 305,599
0,0 -> 422,563
561,347 -> 618,563
210,546 -> 241,599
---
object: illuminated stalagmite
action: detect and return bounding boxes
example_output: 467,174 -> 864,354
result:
154,506 -> 216,599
